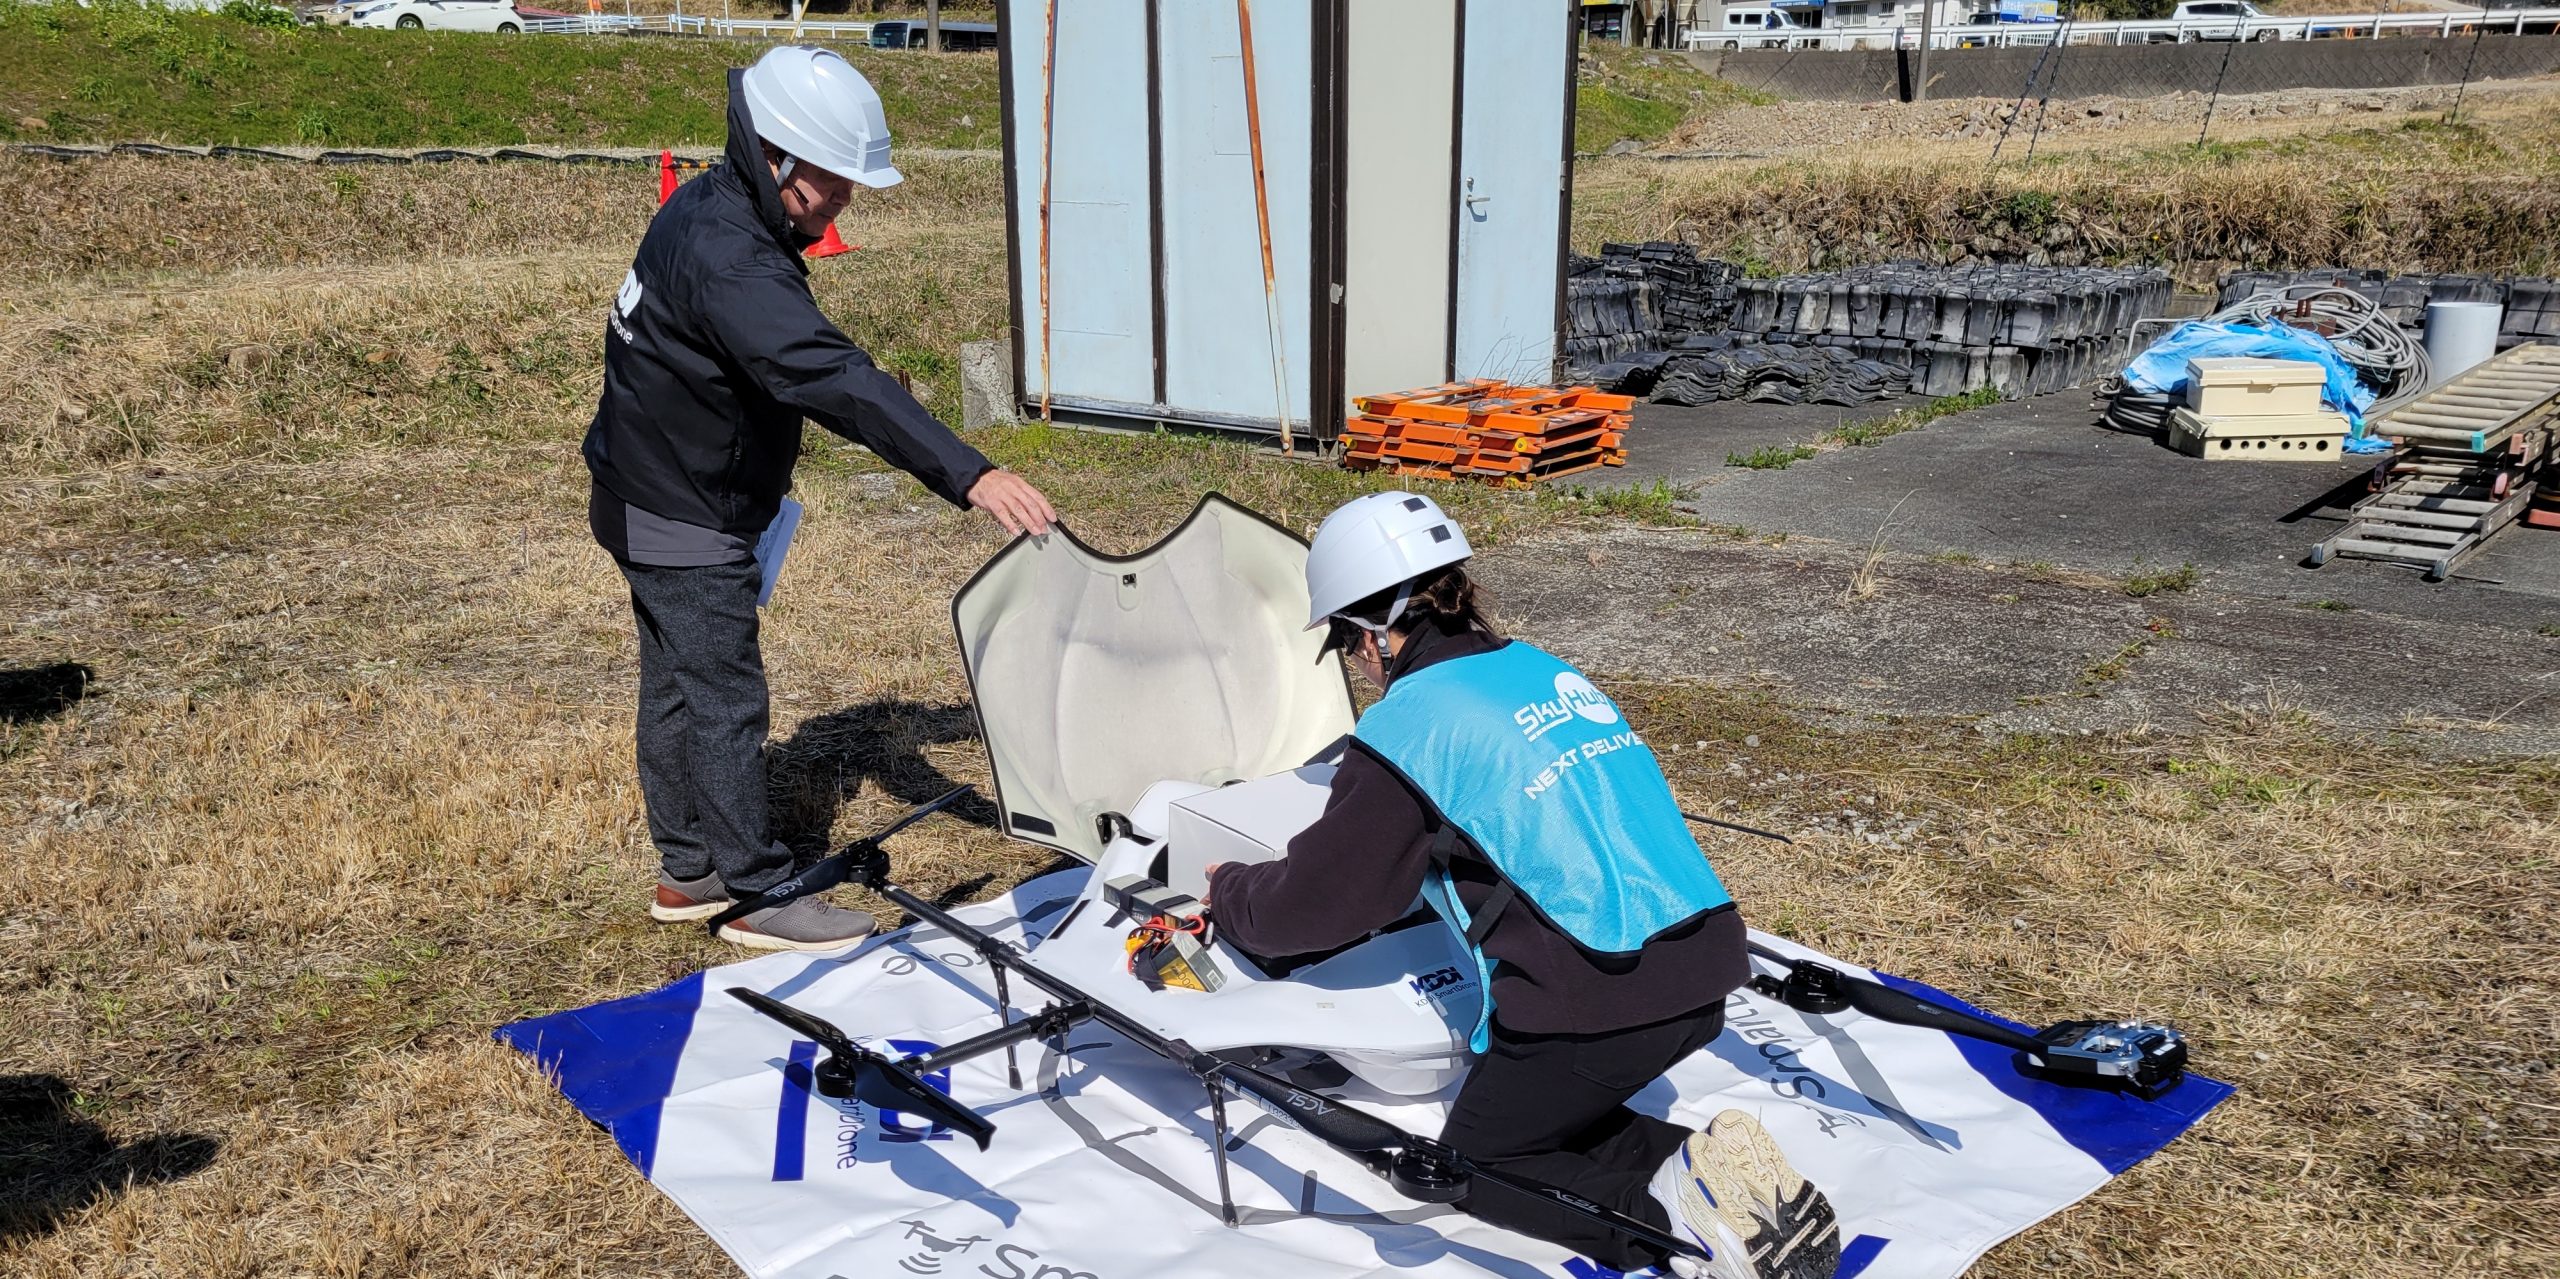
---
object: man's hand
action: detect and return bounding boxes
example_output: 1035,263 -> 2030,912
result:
967,468 -> 1057,537
1201,863 -> 1226,906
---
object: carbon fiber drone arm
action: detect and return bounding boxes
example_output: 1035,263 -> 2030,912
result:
1202,1052 -> 1712,1266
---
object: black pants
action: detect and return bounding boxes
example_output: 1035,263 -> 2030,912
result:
619,558 -> 796,895
1439,1003 -> 1726,1272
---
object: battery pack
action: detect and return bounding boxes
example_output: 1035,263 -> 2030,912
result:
1132,928 -> 1225,993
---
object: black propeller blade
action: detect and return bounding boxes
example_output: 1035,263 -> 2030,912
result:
1746,944 -> 2045,1055
731,987 -> 867,1060
729,987 -> 999,1151
1678,808 -> 1794,845
867,783 -> 980,846
705,785 -> 979,938
1744,944 -> 2190,1097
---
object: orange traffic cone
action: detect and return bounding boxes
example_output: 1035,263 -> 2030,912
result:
807,222 -> 853,259
658,149 -> 677,205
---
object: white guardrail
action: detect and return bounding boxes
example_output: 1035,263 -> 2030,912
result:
521,14 -> 875,38
1682,7 -> 2560,51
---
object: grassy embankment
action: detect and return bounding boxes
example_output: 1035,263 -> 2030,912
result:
1576,41 -> 1776,153
0,0 -> 999,148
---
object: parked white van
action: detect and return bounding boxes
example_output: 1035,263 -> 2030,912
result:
1705,6 -> 1821,48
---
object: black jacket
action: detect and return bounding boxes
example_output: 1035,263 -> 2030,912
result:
1209,626 -> 1749,1036
582,70 -> 994,536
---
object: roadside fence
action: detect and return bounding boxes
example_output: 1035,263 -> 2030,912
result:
1975,2 -> 2524,162
1684,6 -> 2559,52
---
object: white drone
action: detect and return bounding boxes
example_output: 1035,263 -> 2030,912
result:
710,496 -> 2190,1263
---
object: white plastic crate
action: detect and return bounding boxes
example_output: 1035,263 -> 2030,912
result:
2184,357 -> 2327,418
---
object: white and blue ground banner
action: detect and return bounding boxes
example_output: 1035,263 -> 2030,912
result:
497,873 -> 2228,1279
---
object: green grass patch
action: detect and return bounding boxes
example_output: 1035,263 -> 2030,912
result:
1541,477 -> 1695,525
2122,562 -> 2202,598
0,0 -> 998,148
1574,42 -> 1772,154
1822,387 -> 2000,449
1726,443 -> 1818,470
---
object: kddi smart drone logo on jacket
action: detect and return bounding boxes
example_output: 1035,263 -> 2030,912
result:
1512,671 -> 1622,741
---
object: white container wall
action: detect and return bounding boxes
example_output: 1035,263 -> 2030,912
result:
999,0 -> 1579,442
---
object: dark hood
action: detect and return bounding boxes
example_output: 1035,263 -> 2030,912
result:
722,67 -> 822,262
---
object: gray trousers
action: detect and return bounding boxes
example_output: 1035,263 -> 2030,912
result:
619,559 -> 796,894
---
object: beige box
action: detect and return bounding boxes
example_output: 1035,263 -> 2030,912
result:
2168,407 -> 2350,461
2185,358 -> 2328,418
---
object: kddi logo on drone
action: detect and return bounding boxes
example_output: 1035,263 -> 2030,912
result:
1513,671 -> 1622,742
866,1219 -> 1107,1279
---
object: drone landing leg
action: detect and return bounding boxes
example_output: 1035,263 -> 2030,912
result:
992,961 -> 1022,1090
1205,1078 -> 1240,1227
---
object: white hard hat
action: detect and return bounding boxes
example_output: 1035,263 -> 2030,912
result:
741,45 -> 902,189
1304,491 -> 1474,629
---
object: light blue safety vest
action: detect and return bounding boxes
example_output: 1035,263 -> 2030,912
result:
1353,641 -> 1732,1053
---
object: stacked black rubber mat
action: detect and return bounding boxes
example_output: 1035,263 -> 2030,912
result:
2215,268 -> 2560,348
1644,337 -> 1910,407
1732,263 -> 2172,352
1562,243 -> 1742,371
1565,255 -> 2170,405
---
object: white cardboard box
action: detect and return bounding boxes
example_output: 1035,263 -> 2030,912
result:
1162,764 -> 1336,900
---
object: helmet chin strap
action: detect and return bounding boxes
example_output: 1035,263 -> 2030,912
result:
1333,581 -> 1416,682
1342,581 -> 1415,637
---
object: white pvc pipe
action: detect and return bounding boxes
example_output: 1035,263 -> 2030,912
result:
2421,301 -> 2503,388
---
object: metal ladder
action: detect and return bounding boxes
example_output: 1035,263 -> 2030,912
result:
2310,344 -> 2560,581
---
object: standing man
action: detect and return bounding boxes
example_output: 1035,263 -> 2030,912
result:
584,45 -> 1055,952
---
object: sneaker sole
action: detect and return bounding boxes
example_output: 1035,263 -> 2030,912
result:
715,922 -> 875,953
1677,1110 -> 1841,1279
650,899 -> 728,923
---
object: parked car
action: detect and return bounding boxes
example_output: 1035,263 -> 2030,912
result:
867,19 -> 999,51
2155,0 -> 2284,42
1705,6 -> 1820,48
342,0 -> 524,33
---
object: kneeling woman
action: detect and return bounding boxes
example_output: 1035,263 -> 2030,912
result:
1207,492 -> 1838,1279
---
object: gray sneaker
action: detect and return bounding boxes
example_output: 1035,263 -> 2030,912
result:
651,870 -> 733,923
715,896 -> 879,952
1666,1109 -> 1840,1279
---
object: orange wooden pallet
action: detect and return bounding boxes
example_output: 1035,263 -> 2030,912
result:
1343,379 -> 1640,487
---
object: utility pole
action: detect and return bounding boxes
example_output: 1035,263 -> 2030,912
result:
926,0 -> 940,51
1916,0 -> 1935,101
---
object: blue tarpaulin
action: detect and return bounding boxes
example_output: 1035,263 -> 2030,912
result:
2123,319 -> 2393,454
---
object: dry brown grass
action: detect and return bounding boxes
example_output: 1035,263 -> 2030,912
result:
1577,85 -> 2560,282
4,428 -> 2552,1276
0,152 -> 1003,282
1,133 -> 2555,1278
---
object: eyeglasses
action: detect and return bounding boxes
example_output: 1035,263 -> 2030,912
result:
1320,615 -> 1377,658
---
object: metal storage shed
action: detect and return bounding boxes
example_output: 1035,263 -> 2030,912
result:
997,0 -> 1581,445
